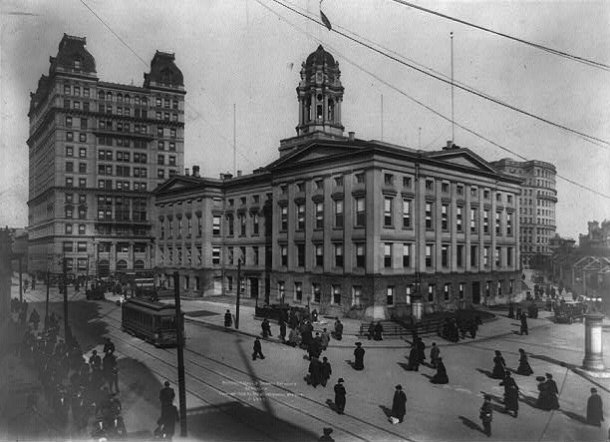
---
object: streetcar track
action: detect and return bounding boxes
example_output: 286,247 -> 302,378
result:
101,306 -> 414,441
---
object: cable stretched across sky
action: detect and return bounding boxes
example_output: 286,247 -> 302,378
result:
267,0 -> 610,148
255,0 -> 610,200
390,0 -> 610,72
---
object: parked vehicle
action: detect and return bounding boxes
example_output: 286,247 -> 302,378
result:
554,301 -> 587,324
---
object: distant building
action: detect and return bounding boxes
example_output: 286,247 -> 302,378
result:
579,220 -> 610,254
491,158 -> 557,268
153,45 -> 522,320
27,34 -> 185,277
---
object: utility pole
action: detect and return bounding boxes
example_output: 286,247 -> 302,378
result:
62,256 -> 70,343
235,258 -> 241,330
173,272 -> 187,437
18,256 -> 23,302
45,271 -> 50,330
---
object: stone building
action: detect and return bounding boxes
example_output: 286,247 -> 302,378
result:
27,34 -> 185,277
491,158 -> 557,268
154,45 -> 522,319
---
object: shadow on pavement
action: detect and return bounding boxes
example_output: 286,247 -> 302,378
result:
186,402 -> 320,441
561,409 -> 588,425
379,404 -> 392,418
458,415 -> 485,435
476,368 -> 495,379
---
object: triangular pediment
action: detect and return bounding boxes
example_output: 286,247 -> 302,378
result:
268,142 -> 363,170
153,176 -> 204,195
427,149 -> 498,174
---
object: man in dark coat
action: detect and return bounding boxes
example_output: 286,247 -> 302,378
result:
333,318 -> 343,340
430,342 -> 440,369
374,322 -> 384,341
390,385 -> 407,423
160,381 -> 175,408
430,357 -> 449,384
586,388 -> 604,426
367,322 -> 375,340
308,356 -> 322,388
320,328 -> 330,350
89,349 -> 102,372
416,337 -> 426,364
103,337 -> 115,355
252,337 -> 265,360
320,357 -> 332,387
500,371 -> 519,417
480,395 -> 493,437
334,378 -> 346,414
261,318 -> 272,338
520,313 -> 528,336
224,310 -> 233,328
157,404 -> 180,441
545,373 -> 559,409
406,344 -> 420,371
353,342 -> 365,370
102,350 -> 119,393
279,318 -> 287,342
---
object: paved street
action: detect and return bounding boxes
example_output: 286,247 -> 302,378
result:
7,279 -> 610,441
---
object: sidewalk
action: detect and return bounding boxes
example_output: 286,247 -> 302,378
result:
104,292 -> 556,349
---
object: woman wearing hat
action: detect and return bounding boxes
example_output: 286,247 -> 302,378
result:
334,378 -> 346,414
390,385 -> 407,424
491,350 -> 507,379
353,342 -> 365,370
516,349 -> 533,376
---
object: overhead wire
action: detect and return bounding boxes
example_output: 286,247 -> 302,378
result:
389,0 -> 610,72
78,0 -> 257,171
254,0 -> 610,200
267,0 -> 610,148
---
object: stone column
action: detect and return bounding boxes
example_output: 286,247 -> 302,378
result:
583,313 -> 606,372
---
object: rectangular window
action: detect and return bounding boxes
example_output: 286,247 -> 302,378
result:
425,202 -> 433,229
425,244 -> 433,267
384,197 -> 393,227
212,247 -> 220,265
403,176 -> 412,188
297,244 -> 305,267
470,208 -> 478,233
441,182 -> 449,193
296,203 -> 305,230
63,241 -> 73,252
495,247 -> 501,267
387,286 -> 394,306
66,132 -> 74,141
239,214 -> 246,236
356,243 -> 365,268
496,211 -> 502,235
441,204 -> 449,230
226,214 -> 234,236
315,244 -> 324,267
384,173 -> 394,186
280,245 -> 288,266
334,200 -> 344,228
507,247 -> 513,267
66,116 -> 73,127
441,244 -> 449,267
483,210 -> 490,234
352,286 -> 362,307
313,283 -> 321,303
213,215 -> 221,236
355,172 -> 365,184
334,243 -> 343,268
425,179 -> 434,191
65,224 -> 73,234
384,243 -> 392,268
427,284 -> 435,302
470,245 -> 477,267
227,247 -> 234,266
294,282 -> 303,302
315,202 -> 324,229
79,147 -> 86,158
355,197 -> 365,227
405,285 -> 412,305
484,246 -> 490,267
507,212 -> 513,236
332,285 -> 341,305
402,243 -> 411,268
66,146 -> 74,157
253,214 -> 259,235
77,241 -> 87,252
402,199 -> 411,228
280,206 -> 288,231
79,163 -> 87,174
459,283 -> 465,300
456,206 -> 463,232
444,283 -> 451,301
66,161 -> 74,172
457,244 -> 464,267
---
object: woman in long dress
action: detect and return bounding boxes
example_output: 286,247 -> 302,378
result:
516,348 -> 533,376
500,372 -> 519,417
491,350 -> 507,379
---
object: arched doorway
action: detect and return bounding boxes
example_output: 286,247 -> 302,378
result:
134,260 -> 145,270
116,260 -> 128,272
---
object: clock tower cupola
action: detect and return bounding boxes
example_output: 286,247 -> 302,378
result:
295,45 -> 344,136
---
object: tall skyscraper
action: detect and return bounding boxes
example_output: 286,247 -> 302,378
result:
27,34 -> 185,277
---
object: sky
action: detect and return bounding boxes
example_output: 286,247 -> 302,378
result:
1,0 -> 609,239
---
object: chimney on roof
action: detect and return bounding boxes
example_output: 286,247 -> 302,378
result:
443,140 -> 454,150
348,131 -> 355,141
220,172 -> 233,180
237,170 -> 242,177
184,168 -> 190,176
192,165 -> 200,177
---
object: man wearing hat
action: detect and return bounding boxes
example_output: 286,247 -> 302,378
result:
390,385 -> 407,424
587,387 -> 604,426
319,427 -> 334,441
334,378 -> 346,414
479,394 -> 493,437
159,381 -> 175,409
353,342 -> 365,370
545,373 -> 559,410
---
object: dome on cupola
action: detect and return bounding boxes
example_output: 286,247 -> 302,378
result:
305,45 -> 336,68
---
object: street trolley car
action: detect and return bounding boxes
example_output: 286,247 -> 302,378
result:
121,298 -> 184,347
